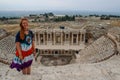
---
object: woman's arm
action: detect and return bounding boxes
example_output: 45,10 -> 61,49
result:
32,40 -> 36,57
16,42 -> 23,60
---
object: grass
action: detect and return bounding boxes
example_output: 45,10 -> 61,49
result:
110,20 -> 120,27
0,19 -> 120,34
0,23 -> 39,33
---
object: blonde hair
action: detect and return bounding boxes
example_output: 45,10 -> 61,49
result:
20,18 -> 28,40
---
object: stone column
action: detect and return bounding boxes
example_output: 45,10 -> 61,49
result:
64,33 -> 66,44
71,33 -> 73,45
46,32 -> 48,43
38,32 -> 40,45
62,32 -> 64,45
54,31 -> 56,45
80,32 -> 82,43
45,32 -> 47,45
49,33 -> 52,45
84,33 -> 86,43
61,30 -> 63,45
78,32 -> 80,45
43,33 -> 45,45
77,33 -> 78,45
69,32 -> 71,45
52,32 -> 54,45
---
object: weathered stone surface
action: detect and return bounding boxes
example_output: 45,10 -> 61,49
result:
0,55 -> 120,80
0,35 -> 15,62
0,29 -> 7,38
76,36 -> 116,63
0,27 -> 120,80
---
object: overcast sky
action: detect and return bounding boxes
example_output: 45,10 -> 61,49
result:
0,0 -> 120,12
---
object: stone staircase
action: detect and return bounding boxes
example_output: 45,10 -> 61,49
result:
76,35 -> 117,63
0,35 -> 15,63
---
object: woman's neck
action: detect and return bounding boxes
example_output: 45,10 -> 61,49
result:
24,30 -> 29,35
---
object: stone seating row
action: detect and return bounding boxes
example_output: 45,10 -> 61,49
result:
77,36 -> 116,63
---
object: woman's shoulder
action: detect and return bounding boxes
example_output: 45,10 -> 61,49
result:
29,30 -> 33,33
29,30 -> 34,35
28,30 -> 34,38
15,31 -> 21,42
16,31 -> 20,37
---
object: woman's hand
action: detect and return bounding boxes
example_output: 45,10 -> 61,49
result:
33,50 -> 36,57
19,54 -> 23,60
16,42 -> 23,60
33,50 -> 37,61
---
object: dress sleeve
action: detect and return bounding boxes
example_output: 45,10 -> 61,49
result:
15,32 -> 21,42
30,30 -> 34,41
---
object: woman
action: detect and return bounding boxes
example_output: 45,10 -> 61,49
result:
10,18 -> 36,75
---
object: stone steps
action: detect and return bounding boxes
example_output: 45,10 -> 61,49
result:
77,36 -> 116,63
0,35 -> 15,61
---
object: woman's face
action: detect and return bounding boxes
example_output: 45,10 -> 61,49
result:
22,20 -> 28,31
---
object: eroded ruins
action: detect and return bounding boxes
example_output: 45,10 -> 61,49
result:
34,27 -> 86,65
0,27 -> 120,66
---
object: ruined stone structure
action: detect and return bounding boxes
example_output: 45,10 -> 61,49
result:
0,35 -> 15,64
76,27 -> 120,63
34,28 -> 86,65
107,27 -> 120,53
0,27 -> 119,66
0,29 -> 8,39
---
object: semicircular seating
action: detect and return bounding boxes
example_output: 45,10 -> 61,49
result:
76,36 -> 116,63
0,35 -> 15,61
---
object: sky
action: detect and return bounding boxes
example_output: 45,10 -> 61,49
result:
0,0 -> 120,12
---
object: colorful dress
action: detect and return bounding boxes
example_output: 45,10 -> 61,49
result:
10,30 -> 34,71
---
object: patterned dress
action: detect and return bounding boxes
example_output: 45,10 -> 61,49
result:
10,30 -> 34,71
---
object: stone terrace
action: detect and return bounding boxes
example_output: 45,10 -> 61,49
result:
76,36 -> 116,63
0,36 -> 15,61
